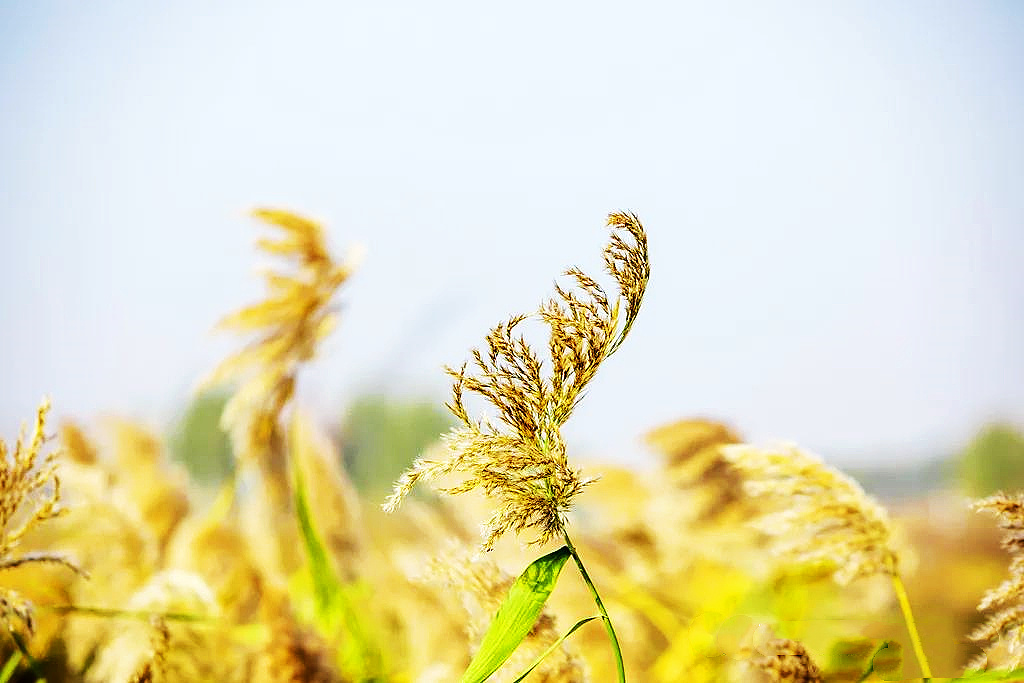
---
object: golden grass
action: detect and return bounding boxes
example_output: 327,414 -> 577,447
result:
2,207 -> 1021,682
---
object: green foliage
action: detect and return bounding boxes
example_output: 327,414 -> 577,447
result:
0,652 -> 20,683
292,431 -> 384,679
824,638 -> 903,681
168,389 -> 235,485
341,394 -> 452,495
957,424 -> 1024,497
866,640 -> 903,681
511,616 -> 600,682
460,547 -> 572,683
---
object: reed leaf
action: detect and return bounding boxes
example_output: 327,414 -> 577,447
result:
0,652 -> 20,683
291,419 -> 382,678
460,546 -> 571,683
511,615 -> 600,683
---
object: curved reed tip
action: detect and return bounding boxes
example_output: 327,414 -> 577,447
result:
203,208 -> 357,470
385,212 -> 650,549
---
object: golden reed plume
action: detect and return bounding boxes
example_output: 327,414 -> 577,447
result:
723,443 -> 933,677
721,443 -> 897,584
645,418 -> 745,525
748,637 -> 823,683
384,212 -> 650,550
203,208 -> 359,501
0,398 -> 83,634
970,493 -> 1024,670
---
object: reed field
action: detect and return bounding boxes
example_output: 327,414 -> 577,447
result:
3,209 -> 1023,682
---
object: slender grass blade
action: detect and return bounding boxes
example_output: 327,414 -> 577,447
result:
460,546 -> 571,683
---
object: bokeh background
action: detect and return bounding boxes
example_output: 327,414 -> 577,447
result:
2,2 -> 1022,484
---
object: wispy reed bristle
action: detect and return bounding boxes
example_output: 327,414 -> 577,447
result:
721,443 -> 897,584
0,398 -> 83,634
203,209 -> 359,488
749,637 -> 823,683
384,213 -> 650,550
126,617 -> 170,683
969,493 -> 1024,670
646,419 -> 745,524
60,420 -> 98,465
255,589 -> 343,683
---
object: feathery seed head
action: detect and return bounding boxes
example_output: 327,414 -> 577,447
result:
0,398 -> 83,634
255,589 -> 344,683
721,443 -> 898,585
203,209 -> 359,470
969,492 -> 1024,670
384,213 -> 650,550
60,420 -> 98,465
126,617 -> 170,683
646,419 -> 746,524
748,637 -> 823,683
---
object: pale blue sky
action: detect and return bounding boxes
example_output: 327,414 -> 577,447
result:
1,2 -> 1022,466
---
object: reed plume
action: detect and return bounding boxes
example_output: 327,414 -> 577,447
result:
255,589 -> 344,683
59,420 -> 98,466
969,492 -> 1024,670
203,208 -> 359,503
645,418 -> 745,525
0,398 -> 82,634
88,569 -> 249,683
722,443 -> 932,677
126,617 -> 169,683
748,637 -> 823,683
721,443 -> 896,584
384,212 -> 649,551
111,420 -> 190,550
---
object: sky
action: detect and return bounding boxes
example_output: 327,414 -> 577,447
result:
1,2 -> 1022,467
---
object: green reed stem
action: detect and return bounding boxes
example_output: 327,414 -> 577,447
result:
0,651 -> 22,683
562,530 -> 626,683
7,631 -> 43,682
891,573 -> 931,679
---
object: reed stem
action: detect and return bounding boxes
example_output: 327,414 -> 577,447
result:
891,572 -> 932,679
562,530 -> 626,683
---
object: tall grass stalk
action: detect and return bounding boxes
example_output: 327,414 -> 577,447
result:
891,573 -> 932,678
562,530 -> 626,683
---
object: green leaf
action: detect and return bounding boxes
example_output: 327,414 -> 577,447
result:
511,615 -> 600,683
460,546 -> 572,683
868,640 -> 902,681
6,631 -> 43,683
822,637 -> 902,682
290,415 -> 383,677
0,652 -> 21,683
292,437 -> 338,623
826,637 -> 879,679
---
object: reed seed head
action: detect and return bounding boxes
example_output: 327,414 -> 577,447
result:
646,418 -> 746,524
0,398 -> 83,634
384,213 -> 650,550
203,209 -> 359,470
969,492 -> 1024,670
721,443 -> 897,585
255,589 -> 344,683
749,637 -> 823,683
